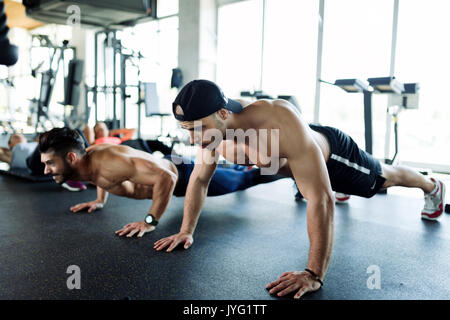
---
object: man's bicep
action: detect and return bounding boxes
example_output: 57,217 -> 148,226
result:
129,158 -> 169,185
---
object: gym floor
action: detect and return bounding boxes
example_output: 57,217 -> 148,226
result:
0,172 -> 449,300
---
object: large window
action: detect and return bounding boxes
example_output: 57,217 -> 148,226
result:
216,0 -> 263,98
394,0 -> 450,168
117,16 -> 179,138
261,0 -> 319,121
2,24 -> 74,133
319,0 -> 394,157
157,0 -> 179,18
217,0 -> 319,121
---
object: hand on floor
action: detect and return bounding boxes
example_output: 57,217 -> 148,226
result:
115,221 -> 155,238
153,232 -> 193,252
70,200 -> 104,213
266,270 -> 322,299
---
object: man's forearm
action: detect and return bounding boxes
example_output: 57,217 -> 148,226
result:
305,197 -> 335,279
148,192 -> 172,221
147,176 -> 176,221
148,194 -> 171,221
180,178 -> 209,234
96,187 -> 108,204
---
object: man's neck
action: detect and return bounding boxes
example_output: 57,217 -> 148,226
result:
227,112 -> 251,132
227,99 -> 255,132
71,154 -> 93,181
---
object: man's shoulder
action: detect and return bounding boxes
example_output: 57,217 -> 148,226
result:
89,144 -> 125,163
89,145 -> 137,176
242,98 -> 297,112
92,144 -> 157,165
241,99 -> 302,124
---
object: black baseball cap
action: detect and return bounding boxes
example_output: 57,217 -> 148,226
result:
172,79 -> 243,121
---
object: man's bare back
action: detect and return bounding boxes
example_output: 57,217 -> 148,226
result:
211,99 -> 331,177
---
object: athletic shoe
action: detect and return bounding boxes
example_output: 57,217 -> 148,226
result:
335,192 -> 351,204
62,180 -> 87,192
421,178 -> 446,220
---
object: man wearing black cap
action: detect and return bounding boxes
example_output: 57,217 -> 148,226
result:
154,79 -> 445,299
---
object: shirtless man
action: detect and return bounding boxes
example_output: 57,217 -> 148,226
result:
153,79 -> 446,299
38,127 -> 281,237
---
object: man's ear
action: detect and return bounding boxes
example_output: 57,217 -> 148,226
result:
66,151 -> 78,164
216,108 -> 229,120
175,105 -> 184,116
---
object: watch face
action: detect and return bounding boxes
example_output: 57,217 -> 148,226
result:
145,215 -> 153,224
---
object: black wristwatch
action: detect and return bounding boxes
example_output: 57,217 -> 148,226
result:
144,214 -> 159,226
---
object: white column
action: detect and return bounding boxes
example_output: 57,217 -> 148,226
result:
313,0 -> 325,124
178,0 -> 217,84
70,26 -> 89,125
384,0 -> 400,162
198,0 -> 217,80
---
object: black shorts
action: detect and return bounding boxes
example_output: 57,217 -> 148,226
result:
309,124 -> 386,198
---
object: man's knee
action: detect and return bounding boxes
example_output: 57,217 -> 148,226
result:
380,164 -> 402,188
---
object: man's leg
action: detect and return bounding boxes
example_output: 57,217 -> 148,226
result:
308,124 -> 446,217
207,167 -> 284,196
167,154 -> 285,197
380,163 -> 446,220
380,163 -> 435,193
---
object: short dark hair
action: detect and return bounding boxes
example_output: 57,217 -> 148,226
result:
38,127 -> 86,157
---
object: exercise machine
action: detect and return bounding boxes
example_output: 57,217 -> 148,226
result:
29,35 -> 77,132
87,29 -> 144,132
322,76 -> 419,165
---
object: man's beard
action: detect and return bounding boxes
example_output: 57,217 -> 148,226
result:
54,160 -> 75,184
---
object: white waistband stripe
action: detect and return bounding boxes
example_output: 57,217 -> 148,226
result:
330,154 -> 371,175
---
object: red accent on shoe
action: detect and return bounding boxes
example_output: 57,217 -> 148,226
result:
421,203 -> 444,220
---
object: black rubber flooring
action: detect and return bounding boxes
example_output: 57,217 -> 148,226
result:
0,174 -> 449,300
